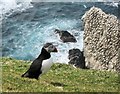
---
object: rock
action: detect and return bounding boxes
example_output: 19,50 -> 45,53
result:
82,7 -> 120,73
54,29 -> 77,43
68,49 -> 86,69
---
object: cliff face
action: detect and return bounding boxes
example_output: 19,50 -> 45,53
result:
82,7 -> 120,72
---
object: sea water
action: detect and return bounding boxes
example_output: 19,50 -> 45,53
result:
1,0 -> 119,63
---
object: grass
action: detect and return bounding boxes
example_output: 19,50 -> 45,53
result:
1,57 -> 120,92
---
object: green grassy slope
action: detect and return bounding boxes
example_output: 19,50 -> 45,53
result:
1,57 -> 120,92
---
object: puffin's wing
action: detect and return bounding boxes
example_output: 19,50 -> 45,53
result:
21,59 -> 42,78
29,59 -> 42,72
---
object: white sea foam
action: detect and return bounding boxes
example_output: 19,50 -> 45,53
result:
6,17 -> 83,63
0,0 -> 33,17
0,0 -> 118,16
1,0 -> 118,64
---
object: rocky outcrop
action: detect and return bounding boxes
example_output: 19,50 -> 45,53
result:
54,29 -> 77,43
68,49 -> 86,69
82,7 -> 120,73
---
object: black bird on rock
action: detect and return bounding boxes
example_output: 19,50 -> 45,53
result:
54,29 -> 77,43
21,43 -> 58,80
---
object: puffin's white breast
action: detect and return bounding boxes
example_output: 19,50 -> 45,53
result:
41,58 -> 53,74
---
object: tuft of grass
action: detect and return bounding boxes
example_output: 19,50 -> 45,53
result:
1,57 -> 120,92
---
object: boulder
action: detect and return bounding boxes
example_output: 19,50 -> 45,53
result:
68,49 -> 86,69
82,7 -> 120,73
54,29 -> 77,43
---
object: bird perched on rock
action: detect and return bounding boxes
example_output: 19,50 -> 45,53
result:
54,29 -> 77,43
21,43 -> 58,80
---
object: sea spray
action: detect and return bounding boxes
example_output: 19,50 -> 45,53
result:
1,2 -> 119,63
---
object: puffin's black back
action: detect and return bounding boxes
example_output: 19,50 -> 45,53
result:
21,48 -> 51,79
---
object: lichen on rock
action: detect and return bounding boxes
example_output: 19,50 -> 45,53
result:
82,7 -> 120,73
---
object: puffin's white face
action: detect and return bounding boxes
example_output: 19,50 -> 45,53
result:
44,43 -> 58,53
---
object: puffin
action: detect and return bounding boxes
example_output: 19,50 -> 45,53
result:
21,43 -> 58,80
